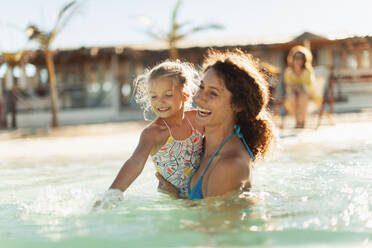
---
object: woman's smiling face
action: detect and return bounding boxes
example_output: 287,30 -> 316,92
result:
195,68 -> 235,127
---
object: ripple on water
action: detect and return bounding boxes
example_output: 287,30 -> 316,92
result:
1,122 -> 372,247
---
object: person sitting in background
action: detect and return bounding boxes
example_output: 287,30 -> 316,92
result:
284,45 -> 317,128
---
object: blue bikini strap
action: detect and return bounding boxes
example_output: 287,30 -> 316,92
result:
234,124 -> 255,162
191,124 -> 255,186
200,124 -> 255,177
199,130 -> 235,179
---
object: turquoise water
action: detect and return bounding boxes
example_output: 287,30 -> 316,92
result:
1,122 -> 371,247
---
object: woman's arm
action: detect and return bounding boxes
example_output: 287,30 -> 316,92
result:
109,127 -> 156,192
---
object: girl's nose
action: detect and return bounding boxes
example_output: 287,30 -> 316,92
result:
157,96 -> 166,103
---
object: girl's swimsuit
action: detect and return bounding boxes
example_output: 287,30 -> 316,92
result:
187,125 -> 255,200
151,117 -> 203,197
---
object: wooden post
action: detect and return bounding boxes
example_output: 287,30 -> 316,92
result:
110,54 -> 120,112
19,62 -> 27,90
5,65 -> 14,128
10,83 -> 17,128
355,47 -> 362,69
329,73 -> 335,114
0,78 -> 5,128
79,63 -> 88,108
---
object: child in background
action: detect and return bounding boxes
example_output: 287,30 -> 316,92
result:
109,60 -> 204,198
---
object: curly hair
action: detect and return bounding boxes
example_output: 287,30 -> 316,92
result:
202,49 -> 276,160
134,60 -> 199,120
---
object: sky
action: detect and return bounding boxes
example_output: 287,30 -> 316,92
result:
1,0 -> 372,52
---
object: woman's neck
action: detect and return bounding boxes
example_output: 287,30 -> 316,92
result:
293,66 -> 303,76
204,122 -> 235,158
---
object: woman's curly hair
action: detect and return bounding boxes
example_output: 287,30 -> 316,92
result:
202,49 -> 276,160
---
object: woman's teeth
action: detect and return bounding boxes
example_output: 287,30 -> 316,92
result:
198,108 -> 211,117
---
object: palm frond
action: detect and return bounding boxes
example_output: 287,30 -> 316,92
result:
171,0 -> 182,27
52,0 -> 79,35
54,1 -> 76,28
189,24 -> 224,33
140,0 -> 222,59
176,21 -> 192,31
1,51 -> 25,66
26,25 -> 41,40
179,24 -> 223,38
145,29 -> 163,40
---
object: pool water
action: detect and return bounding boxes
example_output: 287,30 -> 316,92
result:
1,122 -> 371,247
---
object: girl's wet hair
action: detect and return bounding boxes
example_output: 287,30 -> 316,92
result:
134,60 -> 199,120
202,49 -> 276,160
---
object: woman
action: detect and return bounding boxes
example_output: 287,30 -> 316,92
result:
284,45 -> 316,128
157,49 -> 276,200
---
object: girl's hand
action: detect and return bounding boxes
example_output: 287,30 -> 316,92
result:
155,172 -> 179,198
93,189 -> 124,210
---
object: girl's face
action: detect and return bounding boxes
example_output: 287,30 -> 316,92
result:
149,77 -> 184,118
195,68 -> 235,127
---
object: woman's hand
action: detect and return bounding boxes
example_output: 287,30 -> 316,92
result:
155,172 -> 179,198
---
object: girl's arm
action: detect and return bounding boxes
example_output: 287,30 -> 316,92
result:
109,127 -> 156,192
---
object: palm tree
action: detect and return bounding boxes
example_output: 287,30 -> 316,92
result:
26,0 -> 79,127
144,0 -> 223,59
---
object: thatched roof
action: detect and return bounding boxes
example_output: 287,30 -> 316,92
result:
291,32 -> 328,42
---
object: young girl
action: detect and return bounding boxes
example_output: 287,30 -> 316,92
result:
109,60 -> 204,197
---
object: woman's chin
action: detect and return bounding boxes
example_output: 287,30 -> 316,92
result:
195,114 -> 209,126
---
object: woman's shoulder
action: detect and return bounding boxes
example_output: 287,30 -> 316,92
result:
205,151 -> 251,196
284,67 -> 293,75
213,150 -> 251,180
303,67 -> 314,75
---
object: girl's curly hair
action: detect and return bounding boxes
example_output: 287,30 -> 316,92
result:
134,60 -> 199,120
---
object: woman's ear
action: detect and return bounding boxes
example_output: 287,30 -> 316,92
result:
232,104 -> 243,113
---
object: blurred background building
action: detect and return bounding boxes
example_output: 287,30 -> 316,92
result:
1,0 -> 372,128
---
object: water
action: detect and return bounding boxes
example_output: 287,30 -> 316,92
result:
1,122 -> 372,247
